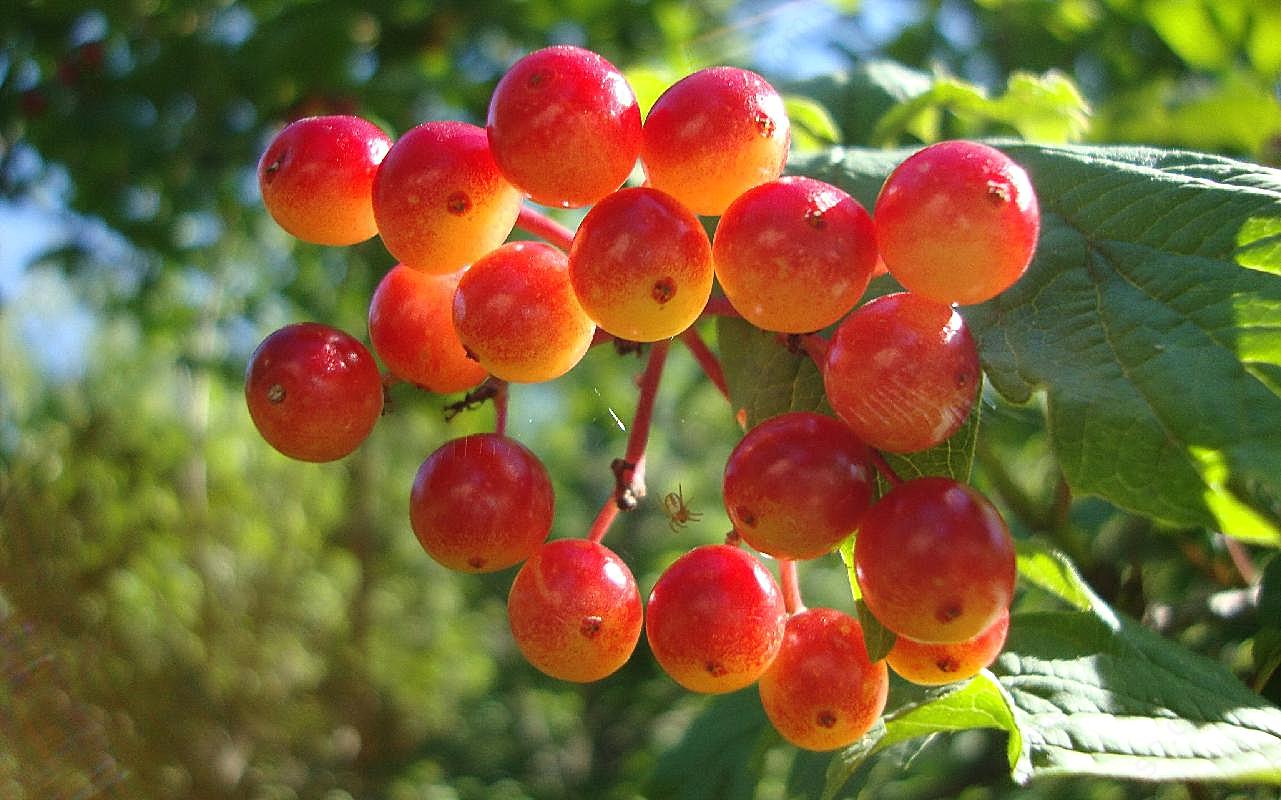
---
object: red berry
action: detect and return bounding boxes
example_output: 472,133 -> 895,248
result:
855,477 -> 1016,644
487,45 -> 642,208
713,177 -> 877,333
508,539 -> 643,682
723,412 -> 874,560
244,322 -> 383,462
409,433 -> 554,573
568,187 -> 713,342
823,292 -> 981,453
640,66 -> 790,216
645,544 -> 786,693
452,241 -> 596,383
373,121 -> 522,273
257,115 -> 392,246
368,264 -> 488,394
758,608 -> 888,751
874,140 -> 1039,305
886,608 -> 1009,686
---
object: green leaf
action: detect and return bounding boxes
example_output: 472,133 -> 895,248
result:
784,95 -> 842,152
716,316 -> 828,428
1096,72 -> 1281,159
822,672 -> 1027,798
854,599 -> 896,662
786,60 -> 933,145
1015,539 -> 1095,612
994,609 -> 1281,783
870,69 -> 1090,145
797,144 -> 1281,546
647,689 -> 771,800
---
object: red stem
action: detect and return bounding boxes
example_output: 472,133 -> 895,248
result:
609,338 -> 671,512
1224,536 -> 1259,585
587,494 -> 621,544
516,205 -> 575,251
798,333 -> 829,366
870,449 -> 904,487
780,560 -> 805,615
679,326 -> 730,401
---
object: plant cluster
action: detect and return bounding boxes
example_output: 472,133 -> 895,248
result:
246,45 -> 1040,752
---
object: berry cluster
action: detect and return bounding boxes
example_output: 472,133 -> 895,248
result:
246,44 -> 1039,752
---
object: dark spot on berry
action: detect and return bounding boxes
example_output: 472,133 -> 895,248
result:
580,616 -> 603,638
804,208 -> 827,230
705,660 -> 727,677
263,152 -> 285,182
754,112 -> 776,138
936,657 -> 959,673
267,384 -> 286,403
817,710 -> 837,728
735,506 -> 757,527
935,601 -> 963,624
447,191 -> 471,215
527,69 -> 550,89
651,277 -> 676,304
986,180 -> 1012,204
467,556 -> 485,569
956,371 -> 971,388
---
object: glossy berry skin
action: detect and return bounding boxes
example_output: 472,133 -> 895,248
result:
368,264 -> 488,394
487,46 -> 642,208
508,539 -> 643,682
452,241 -> 596,383
823,292 -> 981,453
244,322 -> 383,462
887,608 -> 1009,686
713,177 -> 877,333
640,66 -> 790,216
723,412 -> 874,560
874,140 -> 1039,305
758,608 -> 888,751
409,433 -> 554,573
373,121 -> 522,274
645,544 -> 786,694
258,115 -> 391,245
569,187 -> 713,342
855,477 -> 1016,644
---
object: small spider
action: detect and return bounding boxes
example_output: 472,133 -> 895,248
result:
663,484 -> 703,532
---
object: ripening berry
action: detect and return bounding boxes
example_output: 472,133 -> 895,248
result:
723,412 -> 874,560
855,477 -> 1016,644
568,187 -> 713,342
645,544 -> 786,693
452,241 -> 596,383
886,608 -> 1009,686
640,66 -> 790,216
758,608 -> 888,751
487,45 -> 642,207
258,115 -> 391,245
874,140 -> 1039,305
713,177 -> 877,333
244,322 -> 383,462
373,121 -> 522,273
368,264 -> 488,394
409,433 -> 554,573
823,292 -> 981,453
508,539 -> 643,682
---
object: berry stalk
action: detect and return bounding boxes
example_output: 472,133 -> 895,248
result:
779,559 -> 805,615
613,338 -> 671,509
516,204 -> 576,251
679,326 -> 729,401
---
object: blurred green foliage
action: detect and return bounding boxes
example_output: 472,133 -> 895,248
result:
2,0 -> 1280,798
